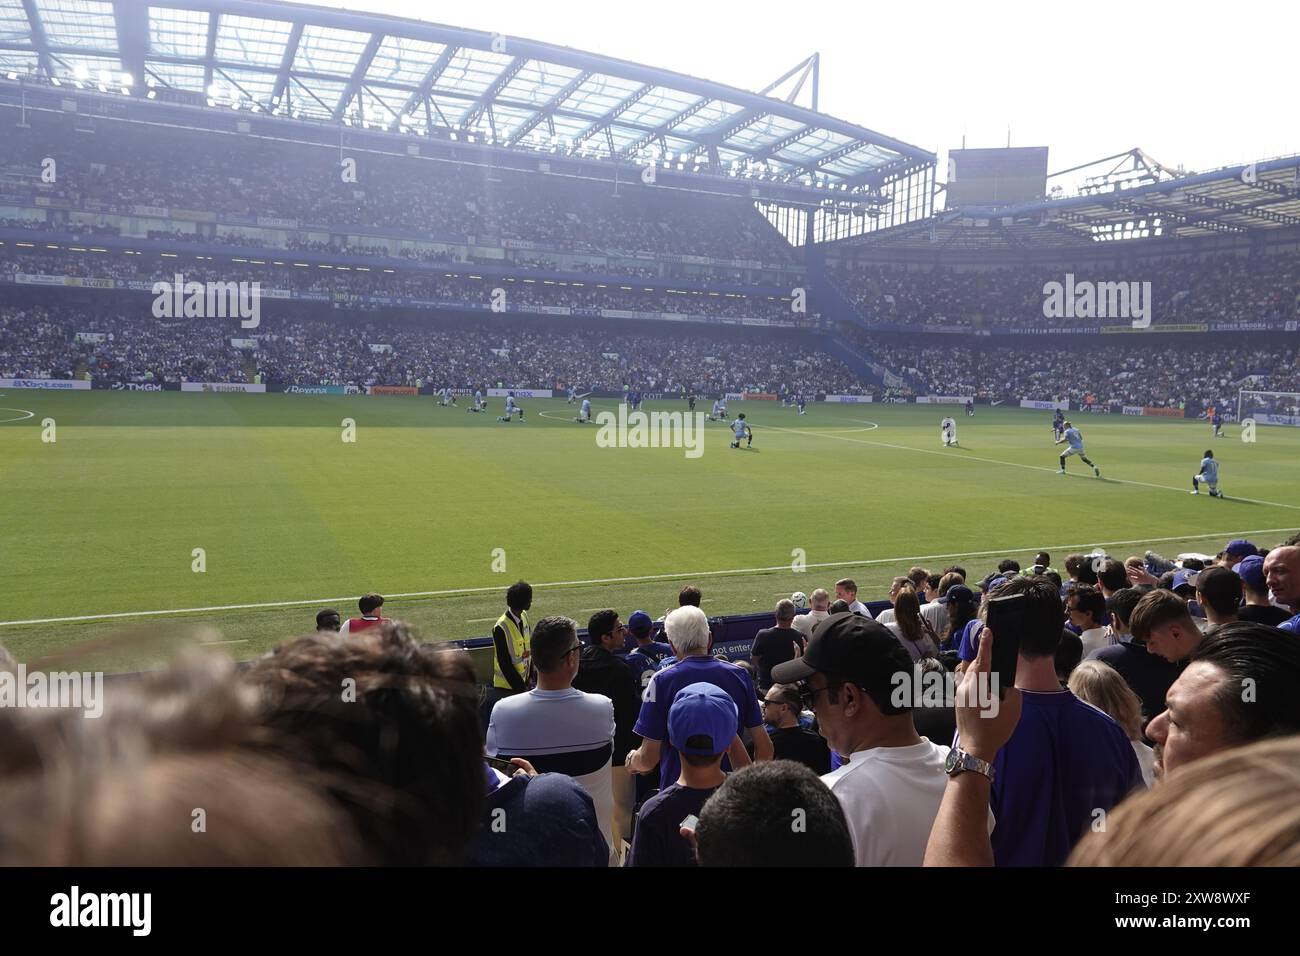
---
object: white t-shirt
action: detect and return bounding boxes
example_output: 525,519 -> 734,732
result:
847,600 -> 873,620
821,739 -> 953,867
793,609 -> 829,641
1079,626 -> 1109,658
876,608 -> 896,626
487,687 -> 616,860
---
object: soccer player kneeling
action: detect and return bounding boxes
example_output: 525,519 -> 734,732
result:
1192,449 -> 1222,498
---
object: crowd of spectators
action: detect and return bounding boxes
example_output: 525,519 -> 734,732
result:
3,533 -> 1298,868
833,251 -> 1300,330
0,303 -> 862,393
0,113 -> 796,265
848,330 -> 1300,409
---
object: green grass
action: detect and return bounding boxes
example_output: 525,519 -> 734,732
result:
2,392 -> 1297,672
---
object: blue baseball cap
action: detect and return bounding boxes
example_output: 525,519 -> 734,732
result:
627,610 -> 653,637
667,682 -> 738,756
1234,555 -> 1267,593
942,584 -> 977,606
1224,539 -> 1258,560
1172,569 -> 1198,592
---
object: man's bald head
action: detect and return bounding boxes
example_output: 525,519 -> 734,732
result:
1263,546 -> 1300,608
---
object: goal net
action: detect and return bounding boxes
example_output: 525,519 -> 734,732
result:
1238,390 -> 1300,427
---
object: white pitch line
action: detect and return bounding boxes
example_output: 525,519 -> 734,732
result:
0,407 -> 36,423
198,639 -> 248,646
4,525 -> 1296,628
755,420 -> 1300,513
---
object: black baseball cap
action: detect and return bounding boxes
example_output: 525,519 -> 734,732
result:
941,584 -> 977,606
771,612 -> 912,688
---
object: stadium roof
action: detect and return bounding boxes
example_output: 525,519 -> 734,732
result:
0,0 -> 934,187
831,154 -> 1300,251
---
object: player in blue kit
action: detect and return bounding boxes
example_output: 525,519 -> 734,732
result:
1053,408 -> 1065,441
498,394 -> 524,422
1212,411 -> 1224,438
796,394 -> 807,416
729,413 -> 752,449
1055,421 -> 1100,477
1191,449 -> 1222,497
575,398 -> 593,423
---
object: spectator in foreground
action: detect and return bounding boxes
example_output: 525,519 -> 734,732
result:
1263,544 -> 1300,633
1235,555 -> 1292,627
1065,585 -> 1108,657
483,580 -> 533,727
952,576 -> 1142,866
1068,736 -> 1300,866
315,608 -> 341,632
1128,588 -> 1203,663
835,578 -> 873,618
337,593 -> 388,636
1193,565 -> 1241,630
1145,621 -> 1300,780
245,625 -> 486,865
761,683 -> 831,774
750,599 -> 805,691
1089,587 -> 1180,726
692,761 -> 854,867
573,609 -> 640,862
486,615 -> 617,863
792,588 -> 831,642
624,609 -> 672,688
627,605 -> 772,791
627,682 -> 734,867
771,613 -> 955,866
0,650 -> 365,866
1068,661 -> 1156,786
887,588 -> 940,662
467,758 -> 609,867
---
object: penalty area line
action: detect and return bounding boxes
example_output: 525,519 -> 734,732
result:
4,525 -> 1297,628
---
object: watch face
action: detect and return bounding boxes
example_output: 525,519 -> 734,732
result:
944,749 -> 960,773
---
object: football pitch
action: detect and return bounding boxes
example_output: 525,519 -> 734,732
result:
2,392 -> 1298,672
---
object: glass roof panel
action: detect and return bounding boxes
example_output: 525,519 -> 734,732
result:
565,73 -> 644,116
432,47 -> 513,97
214,67 -> 277,104
496,60 -> 583,108
672,99 -> 744,135
0,0 -> 31,44
288,75 -> 347,117
147,60 -> 204,91
35,0 -> 116,50
365,35 -> 444,87
148,6 -> 209,59
0,50 -> 39,72
293,24 -> 371,78
215,15 -> 293,69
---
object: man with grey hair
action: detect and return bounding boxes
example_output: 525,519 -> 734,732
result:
627,605 -> 773,791
794,588 -> 832,642
750,599 -> 805,692
1264,543 -> 1300,634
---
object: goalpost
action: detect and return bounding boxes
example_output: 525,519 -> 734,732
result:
1238,390 -> 1300,427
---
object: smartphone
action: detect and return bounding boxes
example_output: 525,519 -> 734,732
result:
983,593 -> 1025,697
486,755 -> 521,777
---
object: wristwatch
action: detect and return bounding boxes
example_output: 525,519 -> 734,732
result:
945,748 -> 995,783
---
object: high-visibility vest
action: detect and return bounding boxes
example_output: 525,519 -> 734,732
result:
492,610 -> 530,690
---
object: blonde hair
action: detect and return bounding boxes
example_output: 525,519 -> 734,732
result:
1069,736 -> 1300,866
1067,660 -> 1143,740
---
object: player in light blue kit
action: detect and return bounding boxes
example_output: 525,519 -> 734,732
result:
567,386 -> 577,404
498,394 -> 524,422
1055,420 -> 1100,477
710,398 -> 727,421
467,388 -> 485,412
1191,449 -> 1222,497
575,398 -> 593,423
438,387 -> 456,407
729,413 -> 752,449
